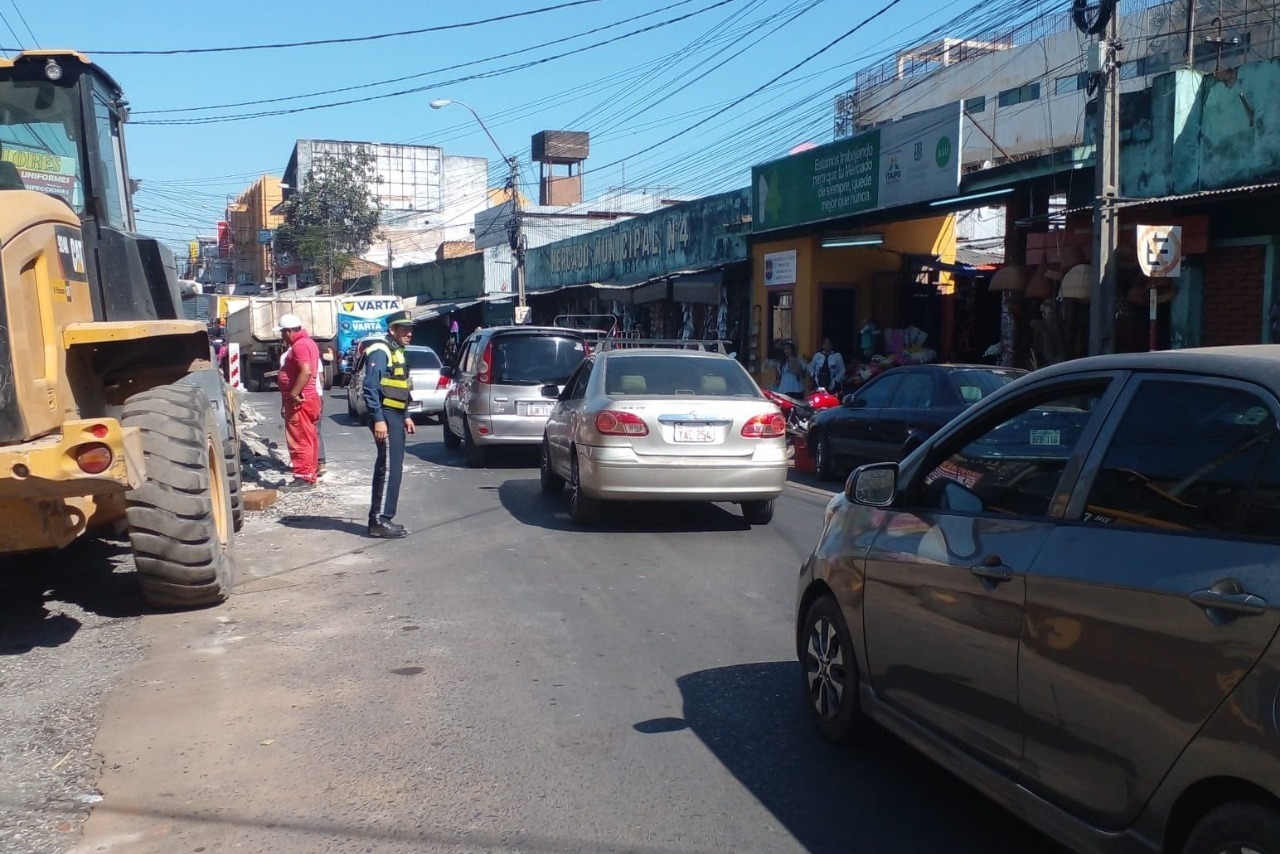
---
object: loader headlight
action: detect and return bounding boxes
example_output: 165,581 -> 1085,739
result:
44,59 -> 62,81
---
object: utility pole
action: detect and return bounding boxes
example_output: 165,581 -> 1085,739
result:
506,155 -> 528,323
1185,0 -> 1196,66
1088,2 -> 1121,356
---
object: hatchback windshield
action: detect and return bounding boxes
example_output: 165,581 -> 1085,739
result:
491,335 -> 585,385
405,348 -> 441,371
603,355 -> 762,397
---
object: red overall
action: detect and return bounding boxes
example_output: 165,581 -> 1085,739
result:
280,332 -> 322,483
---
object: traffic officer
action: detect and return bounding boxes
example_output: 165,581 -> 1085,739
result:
361,310 -> 416,538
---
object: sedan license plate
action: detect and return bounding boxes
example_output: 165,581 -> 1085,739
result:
674,423 -> 715,443
523,402 -> 552,417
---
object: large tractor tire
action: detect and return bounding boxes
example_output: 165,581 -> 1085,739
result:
122,385 -> 236,609
223,433 -> 244,532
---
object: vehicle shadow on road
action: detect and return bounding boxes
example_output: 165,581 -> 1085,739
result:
498,478 -> 752,533
407,439 -> 540,471
277,515 -> 370,537
645,661 -> 1063,854
0,539 -> 149,653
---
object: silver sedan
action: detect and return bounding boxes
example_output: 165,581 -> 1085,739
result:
540,348 -> 788,526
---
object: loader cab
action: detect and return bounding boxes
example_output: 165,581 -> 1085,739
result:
0,51 -> 182,323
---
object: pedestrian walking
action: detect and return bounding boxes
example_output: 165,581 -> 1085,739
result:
276,313 -> 323,491
808,337 -> 846,391
362,310 -> 417,538
774,342 -> 807,399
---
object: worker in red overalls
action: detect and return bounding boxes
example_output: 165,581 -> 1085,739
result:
276,313 -> 323,491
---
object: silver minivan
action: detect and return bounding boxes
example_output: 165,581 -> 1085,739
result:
441,326 -> 589,466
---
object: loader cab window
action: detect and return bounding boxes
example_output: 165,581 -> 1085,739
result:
0,74 -> 85,213
92,91 -> 129,231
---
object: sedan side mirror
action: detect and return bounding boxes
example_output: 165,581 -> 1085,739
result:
846,462 -> 897,507
540,384 -> 560,399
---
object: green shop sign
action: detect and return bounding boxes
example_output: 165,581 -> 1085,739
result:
752,103 -> 961,233
526,189 -> 751,291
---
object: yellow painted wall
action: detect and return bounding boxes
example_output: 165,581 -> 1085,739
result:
750,214 -> 955,379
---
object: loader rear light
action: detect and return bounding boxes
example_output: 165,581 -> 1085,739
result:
595,410 -> 648,436
76,443 -> 113,474
89,423 -> 109,439
741,413 -> 787,439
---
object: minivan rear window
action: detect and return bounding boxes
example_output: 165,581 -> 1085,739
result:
405,348 -> 441,371
492,334 -> 586,385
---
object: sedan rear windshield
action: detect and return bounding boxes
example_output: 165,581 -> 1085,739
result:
492,335 -> 586,385
949,369 -> 1022,404
603,355 -> 761,397
405,348 -> 441,371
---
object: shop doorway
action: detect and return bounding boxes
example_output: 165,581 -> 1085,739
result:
819,286 -> 858,363
768,290 -> 794,359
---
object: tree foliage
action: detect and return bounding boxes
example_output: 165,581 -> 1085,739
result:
278,147 -> 382,292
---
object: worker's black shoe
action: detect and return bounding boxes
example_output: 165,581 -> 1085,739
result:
278,478 -> 316,492
368,520 -> 407,539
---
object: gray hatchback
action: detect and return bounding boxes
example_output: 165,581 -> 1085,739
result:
441,325 -> 590,467
798,345 -> 1280,854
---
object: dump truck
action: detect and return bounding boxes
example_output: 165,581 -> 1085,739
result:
226,293 -> 403,391
0,50 -> 239,608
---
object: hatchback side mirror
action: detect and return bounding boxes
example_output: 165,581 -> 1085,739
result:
846,462 -> 897,506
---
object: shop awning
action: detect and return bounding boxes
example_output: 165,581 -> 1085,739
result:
409,297 -> 483,321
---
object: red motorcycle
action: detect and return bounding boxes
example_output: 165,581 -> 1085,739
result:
763,388 -> 840,456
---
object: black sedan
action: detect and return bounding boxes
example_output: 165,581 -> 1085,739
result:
807,363 -> 1025,480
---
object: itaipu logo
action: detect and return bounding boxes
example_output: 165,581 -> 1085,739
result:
936,136 -> 953,168
885,156 -> 902,182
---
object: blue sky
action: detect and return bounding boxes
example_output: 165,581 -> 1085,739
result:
7,0 -> 993,250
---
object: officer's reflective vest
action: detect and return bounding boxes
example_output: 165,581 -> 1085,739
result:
364,340 -> 412,410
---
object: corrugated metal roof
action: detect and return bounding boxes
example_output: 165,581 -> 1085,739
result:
1117,181 -> 1280,207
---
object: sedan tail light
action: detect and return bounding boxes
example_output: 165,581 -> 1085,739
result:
435,374 -> 451,390
741,413 -> 786,439
595,410 -> 648,436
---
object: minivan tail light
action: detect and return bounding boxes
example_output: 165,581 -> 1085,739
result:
741,413 -> 786,439
477,341 -> 493,384
595,410 -> 648,436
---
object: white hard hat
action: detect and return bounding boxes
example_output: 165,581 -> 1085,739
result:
276,313 -> 303,331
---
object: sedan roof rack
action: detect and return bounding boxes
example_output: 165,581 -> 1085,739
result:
597,338 -> 730,354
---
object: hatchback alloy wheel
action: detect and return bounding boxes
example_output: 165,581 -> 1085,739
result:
800,596 -> 867,744
806,615 -> 846,721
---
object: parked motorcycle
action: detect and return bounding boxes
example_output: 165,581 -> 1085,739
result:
762,388 -> 840,455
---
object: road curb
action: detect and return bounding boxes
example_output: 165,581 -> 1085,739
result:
786,479 -> 837,499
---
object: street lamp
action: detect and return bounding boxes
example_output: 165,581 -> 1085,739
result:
430,97 -> 528,322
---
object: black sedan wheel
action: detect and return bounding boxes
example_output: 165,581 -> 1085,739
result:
1185,803 -> 1280,854
800,596 -> 868,745
815,433 -> 837,481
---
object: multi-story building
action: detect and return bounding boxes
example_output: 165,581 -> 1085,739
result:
282,139 -> 488,271
226,176 -> 284,287
838,0 -> 1280,168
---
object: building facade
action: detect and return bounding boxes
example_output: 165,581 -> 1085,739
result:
226,176 -> 284,286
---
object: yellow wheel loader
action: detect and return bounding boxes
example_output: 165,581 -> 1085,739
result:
0,51 -> 240,608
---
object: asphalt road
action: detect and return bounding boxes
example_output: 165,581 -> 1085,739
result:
10,390 -> 1062,854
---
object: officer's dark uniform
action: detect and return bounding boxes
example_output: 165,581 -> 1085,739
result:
361,318 -> 414,537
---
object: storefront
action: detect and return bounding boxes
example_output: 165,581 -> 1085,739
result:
524,189 -> 753,358
750,104 -> 964,387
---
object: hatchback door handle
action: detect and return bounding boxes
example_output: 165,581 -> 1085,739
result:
1189,589 -> 1267,616
970,557 -> 1013,584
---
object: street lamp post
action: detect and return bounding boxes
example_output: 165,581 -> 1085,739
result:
430,98 -> 527,322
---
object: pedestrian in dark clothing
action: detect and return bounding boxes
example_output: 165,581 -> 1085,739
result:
362,311 -> 416,538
